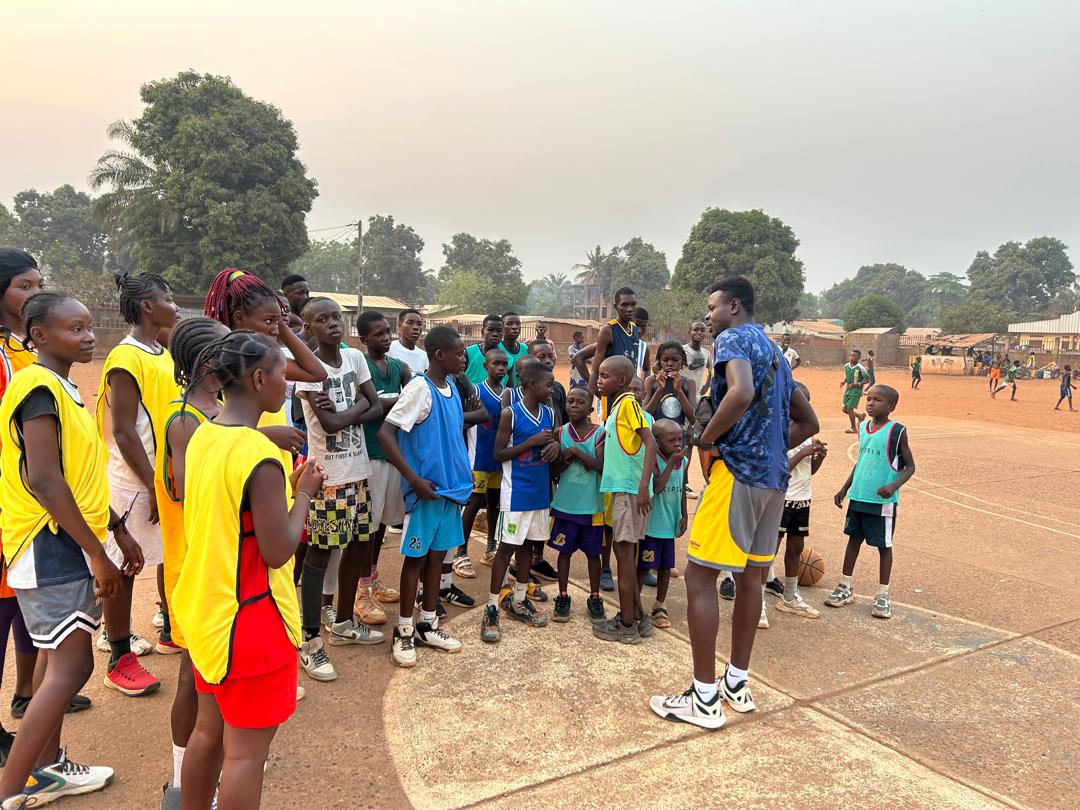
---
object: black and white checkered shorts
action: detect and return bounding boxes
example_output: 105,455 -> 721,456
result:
307,480 -> 371,549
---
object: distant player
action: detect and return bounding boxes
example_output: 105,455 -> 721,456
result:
841,349 -> 869,433
1055,365 -> 1075,411
910,355 -> 921,390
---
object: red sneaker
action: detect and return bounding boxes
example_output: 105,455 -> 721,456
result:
104,652 -> 160,696
155,637 -> 183,655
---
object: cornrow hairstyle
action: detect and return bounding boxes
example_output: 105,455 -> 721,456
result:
656,340 -> 687,366
115,271 -> 171,326
22,291 -> 75,352
204,267 -> 283,328
184,330 -> 279,403
356,310 -> 387,338
169,316 -> 226,389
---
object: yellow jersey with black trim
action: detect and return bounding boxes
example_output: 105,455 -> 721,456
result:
173,422 -> 301,684
154,398 -> 210,648
0,364 -> 110,568
95,338 -> 181,477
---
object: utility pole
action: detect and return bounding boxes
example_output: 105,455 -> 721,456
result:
356,218 -> 364,325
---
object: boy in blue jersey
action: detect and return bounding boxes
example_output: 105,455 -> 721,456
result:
378,327 -> 473,668
460,349 -> 509,567
637,420 -> 687,630
828,384 -> 915,620
549,387 -> 607,624
480,363 -> 557,642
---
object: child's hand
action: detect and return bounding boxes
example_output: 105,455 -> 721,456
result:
310,391 -> 335,412
833,488 -> 847,509
146,489 -> 160,525
877,483 -> 898,499
466,395 -> 482,412
679,515 -> 687,536
296,459 -> 327,500
540,440 -> 561,463
636,486 -> 652,516
409,476 -> 439,501
528,430 -> 554,448
699,446 -> 720,482
91,554 -> 124,600
262,425 -> 306,454
654,370 -> 667,385
111,523 -> 144,577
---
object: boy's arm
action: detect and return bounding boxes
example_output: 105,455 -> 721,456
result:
652,455 -> 679,494
635,426 -> 658,515
571,343 -> 594,386
679,475 -> 688,536
877,429 -> 916,499
376,421 -> 437,500
810,441 -> 827,475
587,327 -> 611,395
787,443 -> 816,472
356,379 -> 386,425
301,389 -> 368,435
699,358 -> 754,469
493,408 -> 550,462
834,466 -> 855,508
788,384 -> 819,449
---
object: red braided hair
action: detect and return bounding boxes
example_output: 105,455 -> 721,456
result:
203,267 -> 283,328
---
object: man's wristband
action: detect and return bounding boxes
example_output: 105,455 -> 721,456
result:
108,514 -> 127,532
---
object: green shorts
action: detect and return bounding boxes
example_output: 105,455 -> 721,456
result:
843,501 -> 896,549
842,387 -> 863,410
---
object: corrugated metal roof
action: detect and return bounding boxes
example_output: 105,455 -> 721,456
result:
904,327 -> 942,337
851,327 -> 899,334
1008,311 -> 1080,334
935,332 -> 999,347
310,291 -> 410,311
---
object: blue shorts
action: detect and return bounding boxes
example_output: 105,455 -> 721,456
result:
548,512 -> 603,557
400,497 -> 465,558
638,535 -> 675,571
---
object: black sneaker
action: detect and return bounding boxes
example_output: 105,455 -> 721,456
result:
414,619 -> 463,653
505,597 -> 549,627
532,559 -> 558,582
0,728 -> 14,766
415,589 -> 448,617
440,584 -> 476,607
719,577 -> 736,600
480,605 -> 501,642
592,616 -> 642,645
764,577 -> 785,597
11,693 -> 90,720
586,595 -> 606,624
553,594 -> 571,622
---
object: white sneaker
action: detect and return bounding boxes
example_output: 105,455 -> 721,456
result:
328,618 -> 385,646
1,796 -> 27,809
22,748 -> 113,804
95,631 -> 153,657
649,686 -> 725,730
300,636 -> 337,681
320,604 -> 337,630
414,618 -> 462,653
296,685 -> 306,702
392,625 -> 417,668
776,594 -> 821,619
758,603 -> 769,629
720,669 -> 757,713
152,607 -> 165,629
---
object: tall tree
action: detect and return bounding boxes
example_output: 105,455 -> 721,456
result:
361,214 -> 426,302
842,294 -> 906,332
439,233 -> 527,312
280,239 -> 355,293
671,208 -> 804,324
819,263 -> 927,320
573,245 -> 611,287
798,290 -> 820,318
639,289 -> 707,336
908,272 -> 968,327
525,272 -> 575,318
608,237 -> 669,298
939,299 -> 1012,335
965,237 -> 1075,318
89,70 -> 317,293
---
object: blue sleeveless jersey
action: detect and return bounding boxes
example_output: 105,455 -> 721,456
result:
399,375 -> 473,509
469,380 -> 503,473
607,319 -> 640,366
500,399 -> 554,511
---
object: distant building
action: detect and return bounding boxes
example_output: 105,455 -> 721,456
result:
570,282 -> 609,322
1008,311 -> 1080,353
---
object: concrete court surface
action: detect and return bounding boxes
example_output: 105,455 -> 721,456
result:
2,364 -> 1077,809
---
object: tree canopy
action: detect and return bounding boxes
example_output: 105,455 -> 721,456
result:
526,273 -> 575,318
438,233 -> 527,312
841,294 -> 905,332
819,263 -> 928,322
280,239 -> 355,293
607,238 -> 669,298
361,214 -> 427,302
671,208 -> 804,325
964,237 -> 1075,318
89,70 -> 317,293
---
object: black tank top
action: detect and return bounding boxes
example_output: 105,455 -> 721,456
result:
606,319 -> 639,366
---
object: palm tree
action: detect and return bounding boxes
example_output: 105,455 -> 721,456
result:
573,245 -> 608,285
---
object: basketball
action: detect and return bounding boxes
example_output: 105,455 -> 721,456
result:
798,547 -> 825,586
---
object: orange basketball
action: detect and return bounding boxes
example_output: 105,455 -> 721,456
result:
798,547 -> 825,586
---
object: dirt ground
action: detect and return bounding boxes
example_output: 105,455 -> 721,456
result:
5,360 -> 1079,809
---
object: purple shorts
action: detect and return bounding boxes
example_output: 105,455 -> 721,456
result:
548,512 -> 603,557
638,535 -> 675,571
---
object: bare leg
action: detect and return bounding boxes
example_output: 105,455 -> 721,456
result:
842,537 -> 862,577
556,551 -> 571,594
878,547 -> 893,586
656,567 -> 671,604
180,692 -> 225,810
102,575 -> 135,649
336,539 -> 368,621
684,562 -> 720,684
170,651 -> 198,748
730,567 -> 763,670
397,556 -> 427,621
420,551 -> 444,613
585,554 -> 601,593
217,724 -> 278,810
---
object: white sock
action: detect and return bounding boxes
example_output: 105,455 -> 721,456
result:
766,563 -> 776,581
693,678 -> 717,702
840,574 -> 853,589
420,609 -> 437,624
488,592 -> 500,608
398,613 -> 414,631
440,572 -> 452,590
877,583 -> 889,597
784,577 -> 799,601
172,743 -> 185,788
725,664 -> 748,689
512,582 -> 527,603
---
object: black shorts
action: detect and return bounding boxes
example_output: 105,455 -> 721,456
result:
778,500 -> 810,539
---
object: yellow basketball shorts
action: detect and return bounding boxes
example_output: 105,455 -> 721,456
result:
687,460 -> 784,572
472,470 -> 502,494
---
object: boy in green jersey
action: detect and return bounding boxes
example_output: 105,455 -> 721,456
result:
840,349 -> 869,433
828,384 -> 915,619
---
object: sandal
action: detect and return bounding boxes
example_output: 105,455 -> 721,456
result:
452,555 -> 477,579
650,606 -> 672,629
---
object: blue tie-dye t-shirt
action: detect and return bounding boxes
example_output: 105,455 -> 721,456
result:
709,322 -> 794,491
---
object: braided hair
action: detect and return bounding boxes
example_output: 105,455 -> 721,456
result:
185,330 -> 279,402
22,291 -> 75,352
204,268 -> 284,329
116,271 -> 171,326
169,316 -> 226,389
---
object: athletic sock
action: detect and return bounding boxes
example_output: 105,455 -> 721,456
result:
784,577 -> 799,601
512,582 -> 527,604
420,609 -> 437,625
398,613 -> 414,631
440,572 -> 452,590
840,574 -> 853,589
766,563 -> 776,581
108,635 -> 131,667
725,664 -> 748,689
172,744 -> 185,788
877,583 -> 890,597
488,592 -> 501,608
693,678 -> 717,702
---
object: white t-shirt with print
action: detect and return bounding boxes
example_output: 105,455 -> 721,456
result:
389,340 -> 428,374
386,375 -> 454,432
783,346 -> 799,367
785,438 -> 813,501
295,348 -> 373,486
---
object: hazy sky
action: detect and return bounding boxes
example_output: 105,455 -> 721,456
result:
4,1 -> 1079,293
